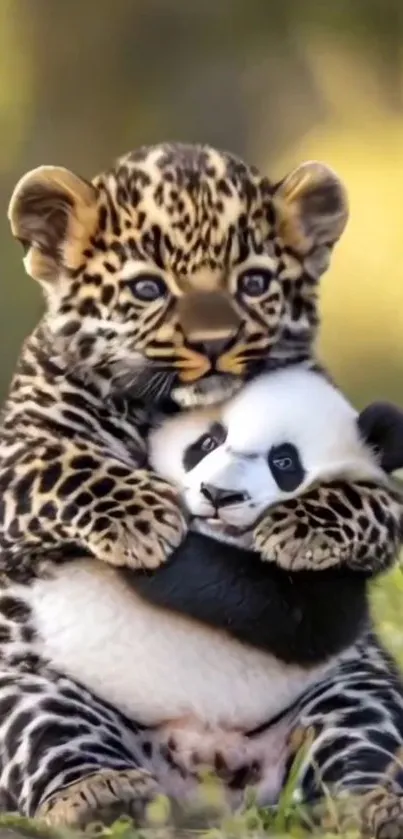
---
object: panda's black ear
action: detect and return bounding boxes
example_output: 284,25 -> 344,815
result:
358,402 -> 403,474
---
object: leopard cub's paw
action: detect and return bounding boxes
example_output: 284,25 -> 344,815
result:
253,515 -> 342,571
89,474 -> 187,570
360,787 -> 403,839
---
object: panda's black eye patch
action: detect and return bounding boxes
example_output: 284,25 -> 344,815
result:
268,443 -> 304,492
183,422 -> 227,472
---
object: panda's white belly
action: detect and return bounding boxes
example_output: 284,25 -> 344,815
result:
25,559 -> 326,729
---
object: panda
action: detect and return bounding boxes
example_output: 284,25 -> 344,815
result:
150,364 -> 394,547
19,365 -> 402,785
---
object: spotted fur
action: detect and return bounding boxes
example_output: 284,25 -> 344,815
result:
2,143 -> 348,577
1,367 -> 402,830
3,142 -> 401,833
249,631 -> 403,839
0,582 -> 401,837
254,479 -> 402,574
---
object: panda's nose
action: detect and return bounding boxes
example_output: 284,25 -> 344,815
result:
200,483 -> 249,508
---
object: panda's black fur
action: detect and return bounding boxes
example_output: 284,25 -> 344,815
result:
126,534 -> 370,663
124,401 -> 403,659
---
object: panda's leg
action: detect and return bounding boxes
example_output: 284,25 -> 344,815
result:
0,664 -> 162,829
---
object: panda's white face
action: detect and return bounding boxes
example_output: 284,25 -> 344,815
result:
150,366 -> 383,538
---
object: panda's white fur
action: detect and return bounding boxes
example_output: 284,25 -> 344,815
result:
23,367 -> 382,732
26,559 -> 321,730
151,365 -> 384,535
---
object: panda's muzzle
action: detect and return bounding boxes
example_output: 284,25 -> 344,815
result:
200,483 -> 250,509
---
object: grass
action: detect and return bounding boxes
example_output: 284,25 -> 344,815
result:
1,567 -> 402,839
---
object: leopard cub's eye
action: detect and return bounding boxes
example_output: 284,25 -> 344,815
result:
127,274 -> 167,302
238,268 -> 272,297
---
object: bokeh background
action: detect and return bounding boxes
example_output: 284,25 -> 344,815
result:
1,2 -> 403,651
0,6 -> 401,826
0,0 -> 402,693
0,0 -> 402,408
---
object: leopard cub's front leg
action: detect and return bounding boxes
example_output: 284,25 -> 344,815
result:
253,481 -> 402,575
0,442 -> 187,571
84,466 -> 187,570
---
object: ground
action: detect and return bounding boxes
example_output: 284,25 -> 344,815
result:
1,566 -> 402,839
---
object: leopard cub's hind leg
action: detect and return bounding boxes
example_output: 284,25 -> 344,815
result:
37,768 -> 159,829
0,660 -> 164,830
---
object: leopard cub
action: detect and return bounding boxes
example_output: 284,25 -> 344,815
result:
1,142 -> 348,579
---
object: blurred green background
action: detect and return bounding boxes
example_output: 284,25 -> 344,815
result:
0,7 -> 401,829
0,0 -> 402,408
1,0 -> 401,668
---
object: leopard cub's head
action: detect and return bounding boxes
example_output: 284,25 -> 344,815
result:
8,143 -> 348,405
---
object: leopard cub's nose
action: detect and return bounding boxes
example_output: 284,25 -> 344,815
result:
199,337 -> 230,357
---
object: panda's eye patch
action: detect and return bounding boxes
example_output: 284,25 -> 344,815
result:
268,443 -> 304,492
200,435 -> 217,454
183,422 -> 227,472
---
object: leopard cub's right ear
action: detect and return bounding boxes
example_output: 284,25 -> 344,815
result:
358,401 -> 403,474
8,166 -> 98,283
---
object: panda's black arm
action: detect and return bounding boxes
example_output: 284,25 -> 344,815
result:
119,531 -> 369,665
121,400 -> 403,662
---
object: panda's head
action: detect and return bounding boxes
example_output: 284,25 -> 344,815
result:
150,366 -> 401,540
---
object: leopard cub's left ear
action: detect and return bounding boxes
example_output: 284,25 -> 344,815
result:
273,161 -> 349,262
358,401 -> 403,474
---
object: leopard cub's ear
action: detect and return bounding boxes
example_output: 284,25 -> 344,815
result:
8,166 -> 98,283
273,161 -> 348,272
358,401 -> 403,474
